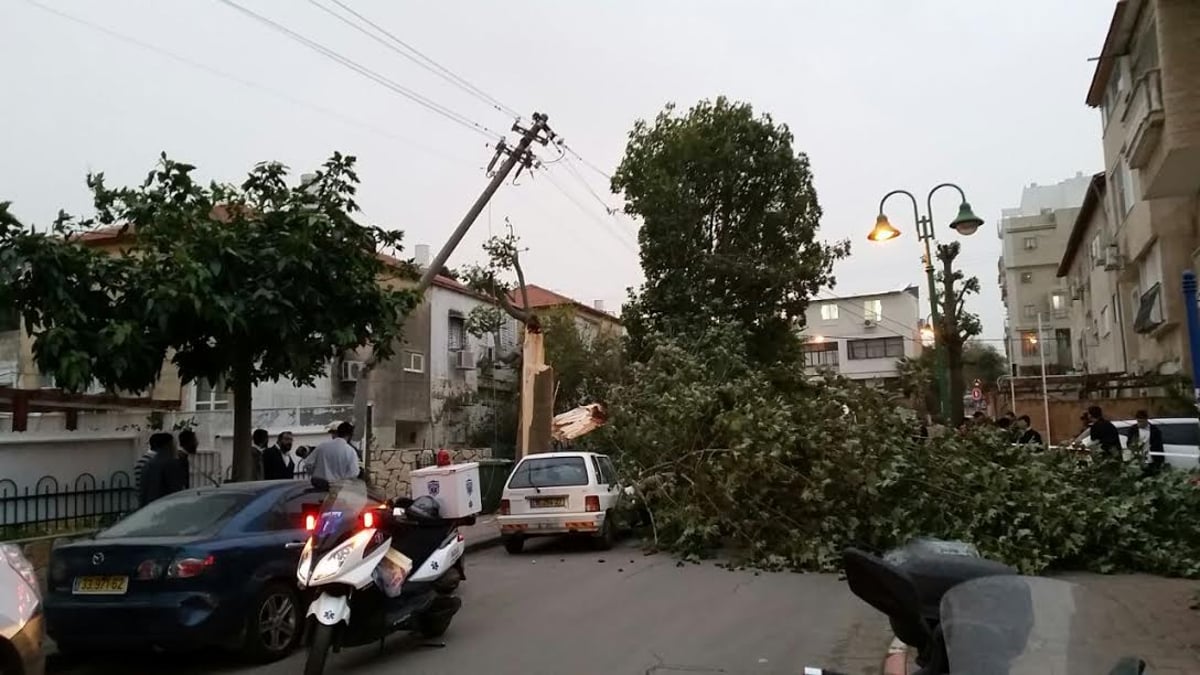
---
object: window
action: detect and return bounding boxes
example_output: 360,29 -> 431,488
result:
1160,422 -> 1200,447
1111,160 -> 1136,219
863,299 -> 882,322
1100,305 -> 1111,337
1133,283 -> 1164,334
1020,272 -> 1033,284
99,491 -> 256,538
507,456 -> 589,488
591,456 -> 618,486
1022,237 -> 1038,250
1023,304 -> 1038,319
195,377 -> 231,411
447,312 -> 466,352
802,341 -> 839,368
249,488 -> 328,532
1020,330 -> 1039,357
1050,293 -> 1066,312
403,351 -> 425,374
1088,236 -> 1102,267
847,337 -> 904,360
820,303 -> 839,321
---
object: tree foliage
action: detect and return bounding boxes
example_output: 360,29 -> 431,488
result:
612,97 -> 849,364
0,154 -> 420,478
603,328 -> 1200,577
540,307 -> 624,412
895,340 -> 1008,415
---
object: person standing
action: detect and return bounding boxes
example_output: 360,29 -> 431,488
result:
249,428 -> 269,481
133,440 -> 156,498
1014,415 -> 1043,446
1126,410 -> 1165,474
176,428 -> 199,489
308,422 -> 361,485
139,432 -> 186,506
262,431 -> 296,480
1085,405 -> 1122,458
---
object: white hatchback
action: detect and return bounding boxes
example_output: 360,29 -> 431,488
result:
1072,417 -> 1200,469
497,452 -> 623,553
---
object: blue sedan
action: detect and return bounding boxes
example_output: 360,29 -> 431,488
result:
45,480 -> 327,662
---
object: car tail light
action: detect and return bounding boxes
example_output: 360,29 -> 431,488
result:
168,555 -> 215,579
499,499 -> 511,515
361,511 -> 376,529
136,559 -> 164,580
585,496 -> 600,512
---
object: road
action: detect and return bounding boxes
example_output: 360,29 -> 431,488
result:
50,538 -> 890,675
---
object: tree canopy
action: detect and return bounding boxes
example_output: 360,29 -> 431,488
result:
0,154 -> 420,478
611,97 -> 848,364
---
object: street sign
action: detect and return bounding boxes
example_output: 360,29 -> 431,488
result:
971,387 -> 983,401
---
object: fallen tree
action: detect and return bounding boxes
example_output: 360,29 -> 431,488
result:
598,326 -> 1200,577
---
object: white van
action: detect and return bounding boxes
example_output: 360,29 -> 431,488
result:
496,452 -> 623,553
1072,417 -> 1200,470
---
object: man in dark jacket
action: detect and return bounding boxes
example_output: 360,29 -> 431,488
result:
1015,415 -> 1043,446
139,432 -> 186,506
176,428 -> 199,489
262,431 -> 296,480
1126,410 -> 1165,474
1086,405 -> 1122,458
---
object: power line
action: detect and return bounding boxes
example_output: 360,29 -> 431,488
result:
21,0 -> 475,166
561,157 -> 619,216
537,167 -> 639,257
560,142 -> 613,181
214,0 -> 501,140
318,0 -> 519,119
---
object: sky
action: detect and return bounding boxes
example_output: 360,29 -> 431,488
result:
1,0 -> 1114,344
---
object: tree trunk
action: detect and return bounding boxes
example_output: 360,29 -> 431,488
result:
941,251 -> 966,424
231,360 -> 255,482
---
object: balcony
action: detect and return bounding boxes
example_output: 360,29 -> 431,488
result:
1123,69 -> 1164,170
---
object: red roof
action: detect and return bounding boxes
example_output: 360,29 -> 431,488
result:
509,284 -> 620,324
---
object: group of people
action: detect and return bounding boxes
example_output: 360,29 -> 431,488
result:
965,410 -> 1045,446
133,420 -> 364,506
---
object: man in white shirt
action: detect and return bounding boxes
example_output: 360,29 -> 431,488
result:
309,421 -> 362,484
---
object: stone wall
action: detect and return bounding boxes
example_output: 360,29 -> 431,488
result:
369,446 -> 492,498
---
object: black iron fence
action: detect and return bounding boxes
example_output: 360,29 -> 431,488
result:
0,472 -> 137,541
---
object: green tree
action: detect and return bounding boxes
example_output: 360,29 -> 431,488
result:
896,339 -> 1008,416
540,307 -> 624,411
0,154 -> 419,479
935,241 -> 984,423
612,97 -> 849,364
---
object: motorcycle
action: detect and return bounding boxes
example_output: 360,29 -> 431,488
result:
297,480 -> 472,675
806,539 -> 1150,674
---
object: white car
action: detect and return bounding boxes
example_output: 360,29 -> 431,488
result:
1072,417 -> 1200,470
1,544 -> 45,675
497,452 -> 623,553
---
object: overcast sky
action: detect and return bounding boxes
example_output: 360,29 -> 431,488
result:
1,0 -> 1112,344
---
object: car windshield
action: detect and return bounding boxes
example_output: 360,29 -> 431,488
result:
99,489 -> 255,538
508,456 -> 589,489
941,575 -> 1141,674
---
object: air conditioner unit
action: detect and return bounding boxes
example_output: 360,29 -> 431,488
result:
863,318 -> 877,329
1070,285 -> 1082,301
340,360 -> 365,382
455,350 -> 477,370
1103,244 -> 1123,271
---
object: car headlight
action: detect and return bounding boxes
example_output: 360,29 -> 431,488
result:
310,539 -> 357,583
1,544 -> 40,593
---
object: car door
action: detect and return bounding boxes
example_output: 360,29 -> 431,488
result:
1157,421 -> 1200,470
591,455 -> 621,511
224,486 -> 327,592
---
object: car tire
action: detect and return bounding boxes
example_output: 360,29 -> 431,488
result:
503,536 -> 524,554
242,581 -> 302,662
592,513 -> 615,551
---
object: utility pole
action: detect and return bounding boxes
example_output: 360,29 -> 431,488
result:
352,113 -> 555,452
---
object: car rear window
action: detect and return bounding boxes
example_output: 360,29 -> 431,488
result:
98,490 -> 256,538
508,457 -> 589,489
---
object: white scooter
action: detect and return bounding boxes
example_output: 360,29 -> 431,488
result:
296,480 -> 470,675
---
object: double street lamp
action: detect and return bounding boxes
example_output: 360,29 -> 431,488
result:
868,184 -> 983,422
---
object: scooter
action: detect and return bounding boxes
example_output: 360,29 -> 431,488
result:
297,481 -> 472,675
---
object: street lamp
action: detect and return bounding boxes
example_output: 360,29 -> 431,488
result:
869,183 -> 982,422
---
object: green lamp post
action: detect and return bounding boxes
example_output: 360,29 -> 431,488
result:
869,184 -> 983,422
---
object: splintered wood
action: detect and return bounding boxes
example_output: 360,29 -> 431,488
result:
552,403 -> 608,442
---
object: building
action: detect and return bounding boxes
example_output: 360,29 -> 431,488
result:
800,286 -> 923,385
1082,0 -> 1200,376
997,173 -> 1091,375
508,284 -> 624,338
1057,173 -> 1130,374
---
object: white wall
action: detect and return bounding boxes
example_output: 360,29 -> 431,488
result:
803,288 -> 922,381
0,432 -> 141,492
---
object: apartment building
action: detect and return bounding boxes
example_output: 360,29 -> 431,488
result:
800,286 -> 922,386
998,173 -> 1091,375
1057,173 -> 1130,374
1084,0 -> 1200,375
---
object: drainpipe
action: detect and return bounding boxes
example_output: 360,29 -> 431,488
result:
1181,271 -> 1200,411
1114,280 -> 1130,373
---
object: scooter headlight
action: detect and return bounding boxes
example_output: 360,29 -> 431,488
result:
311,538 -> 358,583
297,539 -> 314,584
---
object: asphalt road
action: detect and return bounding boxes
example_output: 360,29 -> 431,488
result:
50,538 -> 889,675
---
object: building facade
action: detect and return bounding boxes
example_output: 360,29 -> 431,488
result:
800,286 -> 923,385
997,173 -> 1091,375
1083,0 -> 1200,376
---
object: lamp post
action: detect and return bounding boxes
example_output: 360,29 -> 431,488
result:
869,184 -> 983,422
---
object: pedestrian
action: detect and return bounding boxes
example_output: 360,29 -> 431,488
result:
1014,415 -> 1043,446
139,432 -> 186,506
1126,410 -> 1165,475
250,428 -> 269,480
1003,410 -> 1017,425
176,428 -> 199,489
972,411 -> 987,426
1085,405 -> 1122,458
308,421 -> 362,486
262,431 -> 296,480
133,439 -> 157,498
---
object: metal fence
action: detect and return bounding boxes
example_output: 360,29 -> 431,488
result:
0,472 -> 137,540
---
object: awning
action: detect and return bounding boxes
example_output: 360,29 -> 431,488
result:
1133,282 -> 1163,334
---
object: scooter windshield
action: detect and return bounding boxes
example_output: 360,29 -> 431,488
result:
311,479 -> 373,553
941,575 -> 1142,674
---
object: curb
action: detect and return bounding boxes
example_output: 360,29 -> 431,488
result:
464,532 -> 503,554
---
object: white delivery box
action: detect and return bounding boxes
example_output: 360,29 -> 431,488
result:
409,462 -> 482,519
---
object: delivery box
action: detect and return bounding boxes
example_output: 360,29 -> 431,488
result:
410,462 -> 482,519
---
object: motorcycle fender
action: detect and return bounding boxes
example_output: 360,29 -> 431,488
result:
307,593 -> 351,626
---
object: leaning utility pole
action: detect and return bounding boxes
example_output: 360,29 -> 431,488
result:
352,113 -> 554,453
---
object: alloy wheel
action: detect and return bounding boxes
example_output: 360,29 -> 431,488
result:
258,591 -> 298,652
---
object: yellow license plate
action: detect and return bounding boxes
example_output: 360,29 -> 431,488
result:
73,576 -> 129,595
530,497 -> 567,508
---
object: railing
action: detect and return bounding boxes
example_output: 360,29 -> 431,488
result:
1123,69 -> 1164,169
0,472 -> 136,540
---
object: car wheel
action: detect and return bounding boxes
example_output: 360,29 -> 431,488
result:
592,513 -> 615,551
503,535 -> 524,554
243,582 -> 302,662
